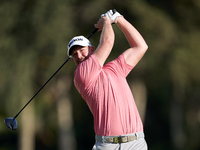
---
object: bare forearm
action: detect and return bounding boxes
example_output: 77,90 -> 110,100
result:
98,20 -> 114,53
117,16 -> 148,50
94,17 -> 115,66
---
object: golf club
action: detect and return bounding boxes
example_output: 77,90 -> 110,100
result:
4,9 -> 117,131
4,28 -> 98,131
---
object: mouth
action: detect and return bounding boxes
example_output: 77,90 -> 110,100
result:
77,56 -> 89,65
79,57 -> 86,63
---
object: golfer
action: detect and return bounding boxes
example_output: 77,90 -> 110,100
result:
67,10 -> 148,150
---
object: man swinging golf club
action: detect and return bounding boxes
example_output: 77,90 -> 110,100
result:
68,10 -> 148,150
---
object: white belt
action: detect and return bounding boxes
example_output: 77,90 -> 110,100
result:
95,132 -> 145,144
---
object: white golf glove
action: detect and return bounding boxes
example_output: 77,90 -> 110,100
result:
101,9 -> 122,24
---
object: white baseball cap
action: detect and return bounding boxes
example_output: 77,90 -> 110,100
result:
67,35 -> 91,56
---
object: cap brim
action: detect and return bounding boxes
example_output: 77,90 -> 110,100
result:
68,45 -> 84,56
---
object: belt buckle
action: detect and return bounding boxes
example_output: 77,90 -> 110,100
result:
113,136 -> 127,144
113,137 -> 119,144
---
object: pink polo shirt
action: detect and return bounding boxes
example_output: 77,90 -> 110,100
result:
74,54 -> 143,136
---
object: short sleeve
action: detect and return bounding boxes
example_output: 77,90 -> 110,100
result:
104,54 -> 134,77
74,54 -> 101,93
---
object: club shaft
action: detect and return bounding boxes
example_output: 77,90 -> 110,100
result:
87,28 -> 98,39
13,56 -> 71,120
13,28 -> 98,120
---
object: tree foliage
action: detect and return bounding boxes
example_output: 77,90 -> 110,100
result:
0,0 -> 200,150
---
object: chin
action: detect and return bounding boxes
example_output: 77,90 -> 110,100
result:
76,61 -> 83,66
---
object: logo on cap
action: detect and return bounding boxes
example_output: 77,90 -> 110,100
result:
68,38 -> 84,48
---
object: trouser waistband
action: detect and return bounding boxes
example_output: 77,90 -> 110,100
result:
95,132 -> 145,144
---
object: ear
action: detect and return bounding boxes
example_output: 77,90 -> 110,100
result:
90,46 -> 95,52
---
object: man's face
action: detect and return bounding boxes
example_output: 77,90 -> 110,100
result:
71,45 -> 94,66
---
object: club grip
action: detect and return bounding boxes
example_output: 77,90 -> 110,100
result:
87,9 -> 117,39
112,9 -> 117,14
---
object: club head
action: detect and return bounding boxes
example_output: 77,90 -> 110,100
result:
4,117 -> 18,131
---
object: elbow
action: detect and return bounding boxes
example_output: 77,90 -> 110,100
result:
144,43 -> 148,52
139,43 -> 148,54
142,41 -> 148,52
131,40 -> 148,53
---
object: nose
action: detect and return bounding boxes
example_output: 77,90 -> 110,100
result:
77,51 -> 83,60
